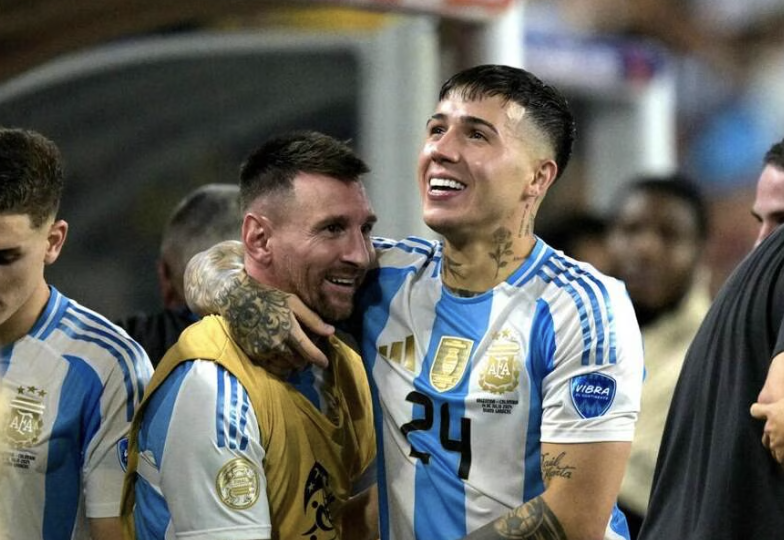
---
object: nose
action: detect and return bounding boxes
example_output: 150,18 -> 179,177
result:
341,229 -> 373,269
629,229 -> 665,261
425,130 -> 459,164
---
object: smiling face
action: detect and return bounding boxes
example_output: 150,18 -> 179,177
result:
417,94 -> 555,244
0,213 -> 67,345
246,173 -> 376,323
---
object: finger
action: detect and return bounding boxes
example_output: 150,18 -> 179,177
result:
750,402 -> 768,419
289,296 -> 335,337
288,328 -> 330,369
762,432 -> 771,449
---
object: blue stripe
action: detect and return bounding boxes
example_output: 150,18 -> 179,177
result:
545,258 -> 607,365
30,287 -> 66,340
216,366 -> 226,449
238,390 -> 250,451
550,254 -> 619,364
523,300 -> 555,501
538,266 -> 593,365
411,294 -> 489,540
610,504 -> 631,539
57,313 -> 137,421
356,264 -> 415,540
137,362 -> 194,467
134,476 -> 172,540
228,376 -> 239,450
66,302 -> 148,395
0,342 -> 12,378
42,356 -> 102,540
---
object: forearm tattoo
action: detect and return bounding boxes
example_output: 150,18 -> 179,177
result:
183,240 -> 293,360
463,497 -> 567,540
540,452 -> 575,488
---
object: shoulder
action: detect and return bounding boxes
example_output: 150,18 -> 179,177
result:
372,235 -> 442,269
42,291 -> 152,376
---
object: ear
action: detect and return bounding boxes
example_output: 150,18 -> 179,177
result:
524,159 -> 558,198
243,212 -> 274,266
43,219 -> 68,265
157,259 -> 180,308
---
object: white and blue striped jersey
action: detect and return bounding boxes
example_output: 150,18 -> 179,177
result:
133,360 -> 270,540
356,237 -> 644,540
132,360 -> 337,540
0,286 -> 152,540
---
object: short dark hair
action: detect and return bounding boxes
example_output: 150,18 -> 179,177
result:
438,64 -> 576,181
0,127 -> 64,228
239,130 -> 370,211
618,174 -> 709,240
764,138 -> 784,170
161,183 -> 242,299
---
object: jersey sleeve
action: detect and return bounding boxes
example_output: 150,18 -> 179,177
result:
82,344 -> 153,518
540,276 -> 645,443
145,360 -> 270,540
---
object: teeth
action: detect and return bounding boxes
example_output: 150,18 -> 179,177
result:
430,178 -> 465,190
328,277 -> 354,286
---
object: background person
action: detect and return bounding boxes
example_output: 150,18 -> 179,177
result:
606,175 -> 711,537
116,183 -> 242,366
0,127 -> 152,540
186,65 -> 645,540
122,131 -> 378,540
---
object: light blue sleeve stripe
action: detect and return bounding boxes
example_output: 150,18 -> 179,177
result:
215,366 -> 226,449
66,304 -> 148,395
57,318 -> 137,421
228,376 -> 239,450
238,390 -> 250,451
553,256 -> 618,364
138,362 -> 195,466
547,258 -> 607,365
538,266 -> 593,366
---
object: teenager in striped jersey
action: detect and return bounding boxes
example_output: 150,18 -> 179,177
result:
187,65 -> 645,540
0,127 -> 153,540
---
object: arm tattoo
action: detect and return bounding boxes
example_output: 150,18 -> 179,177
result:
462,496 -> 567,540
184,240 -> 294,360
489,228 -> 514,279
540,452 -> 576,488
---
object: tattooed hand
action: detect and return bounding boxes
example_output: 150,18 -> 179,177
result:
184,240 -> 334,374
462,497 -> 567,540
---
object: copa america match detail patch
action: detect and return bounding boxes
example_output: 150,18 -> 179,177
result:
216,457 -> 261,510
570,373 -> 616,419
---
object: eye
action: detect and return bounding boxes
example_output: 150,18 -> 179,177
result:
469,130 -> 487,141
427,124 -> 446,137
361,222 -> 375,236
325,223 -> 344,234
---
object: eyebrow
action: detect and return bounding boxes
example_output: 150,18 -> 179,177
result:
427,113 -> 499,135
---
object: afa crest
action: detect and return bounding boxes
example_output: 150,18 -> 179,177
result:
430,337 -> 473,392
4,386 -> 46,449
479,330 -> 521,395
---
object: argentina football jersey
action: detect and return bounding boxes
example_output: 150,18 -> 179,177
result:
357,236 -> 644,540
0,286 -> 152,540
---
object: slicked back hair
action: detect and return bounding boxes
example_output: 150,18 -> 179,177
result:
438,64 -> 576,181
0,127 -> 64,228
239,130 -> 370,211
